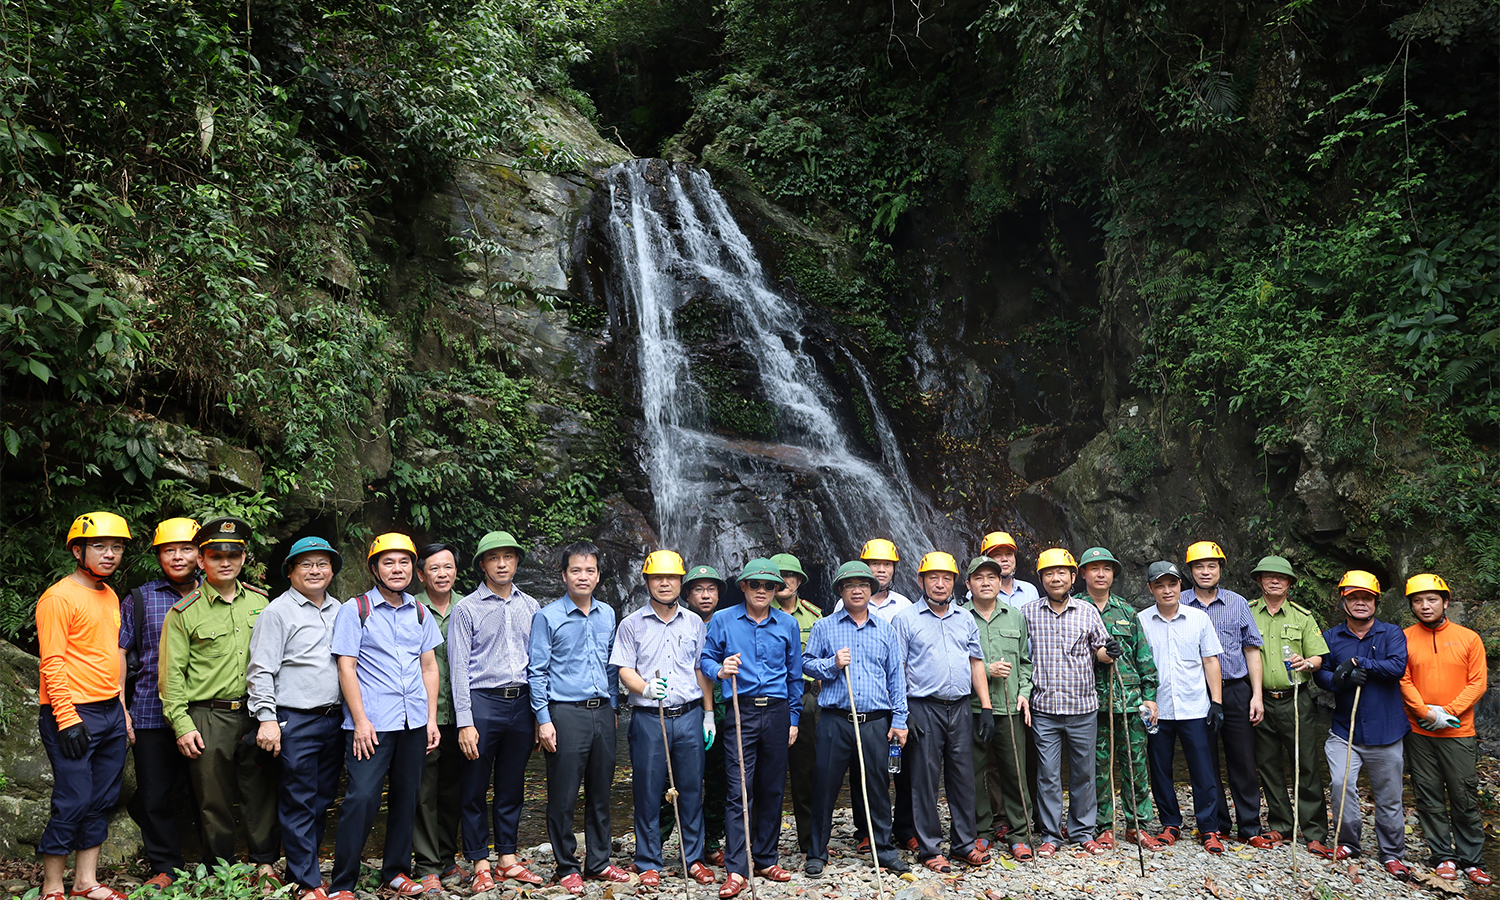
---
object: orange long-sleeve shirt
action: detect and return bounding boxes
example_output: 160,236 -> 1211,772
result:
1400,618 -> 1487,738
36,575 -> 123,729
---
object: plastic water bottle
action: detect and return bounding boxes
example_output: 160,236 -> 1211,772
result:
1283,644 -> 1303,684
888,741 -> 903,774
1138,704 -> 1159,735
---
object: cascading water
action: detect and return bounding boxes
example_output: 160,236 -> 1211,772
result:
599,159 -> 953,599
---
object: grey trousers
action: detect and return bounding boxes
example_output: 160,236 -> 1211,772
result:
1033,711 -> 1097,846
545,703 -> 617,876
907,698 -> 979,858
1326,734 -> 1405,862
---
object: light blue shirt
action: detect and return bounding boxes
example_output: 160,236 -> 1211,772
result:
803,608 -> 908,729
527,596 -> 619,724
609,604 -> 706,707
1137,603 -> 1223,720
331,589 -> 444,732
999,578 -> 1040,610
449,582 -> 539,728
893,600 -> 984,700
700,604 -> 804,726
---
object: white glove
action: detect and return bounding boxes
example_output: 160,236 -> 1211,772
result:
703,717 -> 716,750
1424,705 -> 1458,730
643,676 -> 669,701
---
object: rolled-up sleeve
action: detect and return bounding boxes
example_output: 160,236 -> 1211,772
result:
246,607 -> 285,721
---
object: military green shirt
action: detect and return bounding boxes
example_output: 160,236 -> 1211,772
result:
159,580 -> 268,738
963,598 -> 1033,714
1250,596 -> 1330,691
1083,592 -> 1159,713
414,590 -> 455,726
785,598 -> 822,684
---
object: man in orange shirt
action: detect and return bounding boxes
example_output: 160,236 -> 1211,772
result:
1399,574 -> 1490,886
36,512 -> 135,900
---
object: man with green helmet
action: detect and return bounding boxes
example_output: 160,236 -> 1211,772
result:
451,531 -> 544,891
1076,546 -> 1161,851
671,565 -> 730,867
772,552 -> 823,857
1248,555 -> 1332,857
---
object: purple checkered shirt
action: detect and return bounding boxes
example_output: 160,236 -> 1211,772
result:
1022,596 -> 1109,715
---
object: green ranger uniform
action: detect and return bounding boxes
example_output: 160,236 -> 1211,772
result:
412,591 -> 464,877
1250,595 -> 1330,843
965,597 -> 1033,839
1086,592 -> 1158,832
159,580 -> 280,865
785,597 -> 823,853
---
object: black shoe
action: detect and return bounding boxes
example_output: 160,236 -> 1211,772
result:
804,860 -> 824,877
881,858 -> 910,874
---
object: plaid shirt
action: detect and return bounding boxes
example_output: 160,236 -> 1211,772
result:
118,577 -> 197,730
1023,596 -> 1109,715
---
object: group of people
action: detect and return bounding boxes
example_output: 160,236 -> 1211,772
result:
33,513 -> 1490,900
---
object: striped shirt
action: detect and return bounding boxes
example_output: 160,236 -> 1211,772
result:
449,582 -> 538,728
118,577 -> 196,730
803,608 -> 908,729
1023,596 -> 1108,715
1184,587 -> 1263,680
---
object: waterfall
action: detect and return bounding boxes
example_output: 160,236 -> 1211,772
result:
600,159 -> 950,597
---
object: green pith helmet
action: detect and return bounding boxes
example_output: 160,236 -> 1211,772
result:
966,555 -> 1003,578
770,553 -> 807,581
1251,555 -> 1297,582
831,560 -> 878,591
473,531 -> 525,568
684,564 -> 726,591
1078,546 -> 1121,573
737,558 -> 786,586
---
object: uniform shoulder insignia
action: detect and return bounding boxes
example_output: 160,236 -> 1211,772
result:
243,583 -> 269,597
1288,600 -> 1312,616
170,590 -> 201,613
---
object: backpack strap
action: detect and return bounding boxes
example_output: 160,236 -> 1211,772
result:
132,587 -> 147,659
356,592 -> 371,627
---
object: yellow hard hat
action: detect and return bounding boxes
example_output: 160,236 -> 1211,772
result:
642,550 -> 687,576
917,551 -> 960,575
1036,548 -> 1078,572
1184,541 -> 1227,564
66,511 -> 132,545
1338,570 -> 1381,595
152,517 -> 201,547
980,531 -> 1018,555
861,538 -> 900,563
1404,573 -> 1449,600
367,532 -> 418,564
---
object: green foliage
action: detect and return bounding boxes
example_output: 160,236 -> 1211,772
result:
128,860 -> 295,899
1108,425 -> 1160,494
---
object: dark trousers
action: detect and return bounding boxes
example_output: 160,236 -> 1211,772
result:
332,727 -> 427,891
1211,678 -> 1262,836
908,698 -> 978,858
809,710 -> 901,867
413,724 -> 463,876
974,712 -> 1029,839
186,705 -> 280,865
629,706 -> 706,871
544,703 -> 616,877
277,708 -> 344,890
38,701 -> 127,855
1148,717 -> 1225,833
852,755 -> 913,842
1406,733 -> 1485,868
723,698 -> 789,876
460,689 -> 534,861
1253,689 -> 1326,843
786,687 -> 820,852
127,726 -> 190,876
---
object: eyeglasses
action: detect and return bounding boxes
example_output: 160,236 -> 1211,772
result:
86,542 -> 125,554
742,580 -> 778,591
295,560 -> 333,572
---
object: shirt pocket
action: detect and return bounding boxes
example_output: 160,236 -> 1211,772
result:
672,633 -> 698,671
192,621 -> 232,657
995,625 -> 1023,660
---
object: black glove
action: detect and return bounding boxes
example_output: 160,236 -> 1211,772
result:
976,708 -> 995,744
58,722 -> 91,760
1347,663 -> 1369,686
1206,701 -> 1224,734
1334,657 -> 1357,681
1104,638 -> 1123,660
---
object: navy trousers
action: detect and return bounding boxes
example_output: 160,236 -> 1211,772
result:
809,709 -> 900,867
460,688 -> 535,860
629,706 -> 706,871
331,727 -> 427,891
723,698 -> 789,876
38,701 -> 128,856
1148,717 -> 1226,834
127,727 -> 190,876
277,708 -> 344,890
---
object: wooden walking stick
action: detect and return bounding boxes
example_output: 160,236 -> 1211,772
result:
654,670 -> 695,898
1001,673 -> 1036,864
1291,677 -> 1300,880
844,663 -> 886,900
1330,680 -> 1364,874
729,674 -> 759,900
1114,665 -> 1147,878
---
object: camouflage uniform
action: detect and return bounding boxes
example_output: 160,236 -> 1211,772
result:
1086,592 -> 1157,831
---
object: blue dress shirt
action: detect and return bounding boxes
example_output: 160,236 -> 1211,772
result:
803,608 -> 908,729
527,596 -> 619,725
1313,619 -> 1410,746
892,600 -> 984,700
1184,587 -> 1264,680
331,589 -> 444,732
700,604 -> 803,726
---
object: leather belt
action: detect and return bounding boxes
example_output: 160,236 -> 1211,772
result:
749,696 -> 778,707
190,698 -> 247,711
285,704 -> 342,717
1266,688 -> 1298,701
480,685 -> 529,700
913,696 -> 965,706
639,703 -> 694,718
558,698 -> 608,709
838,710 -> 890,724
